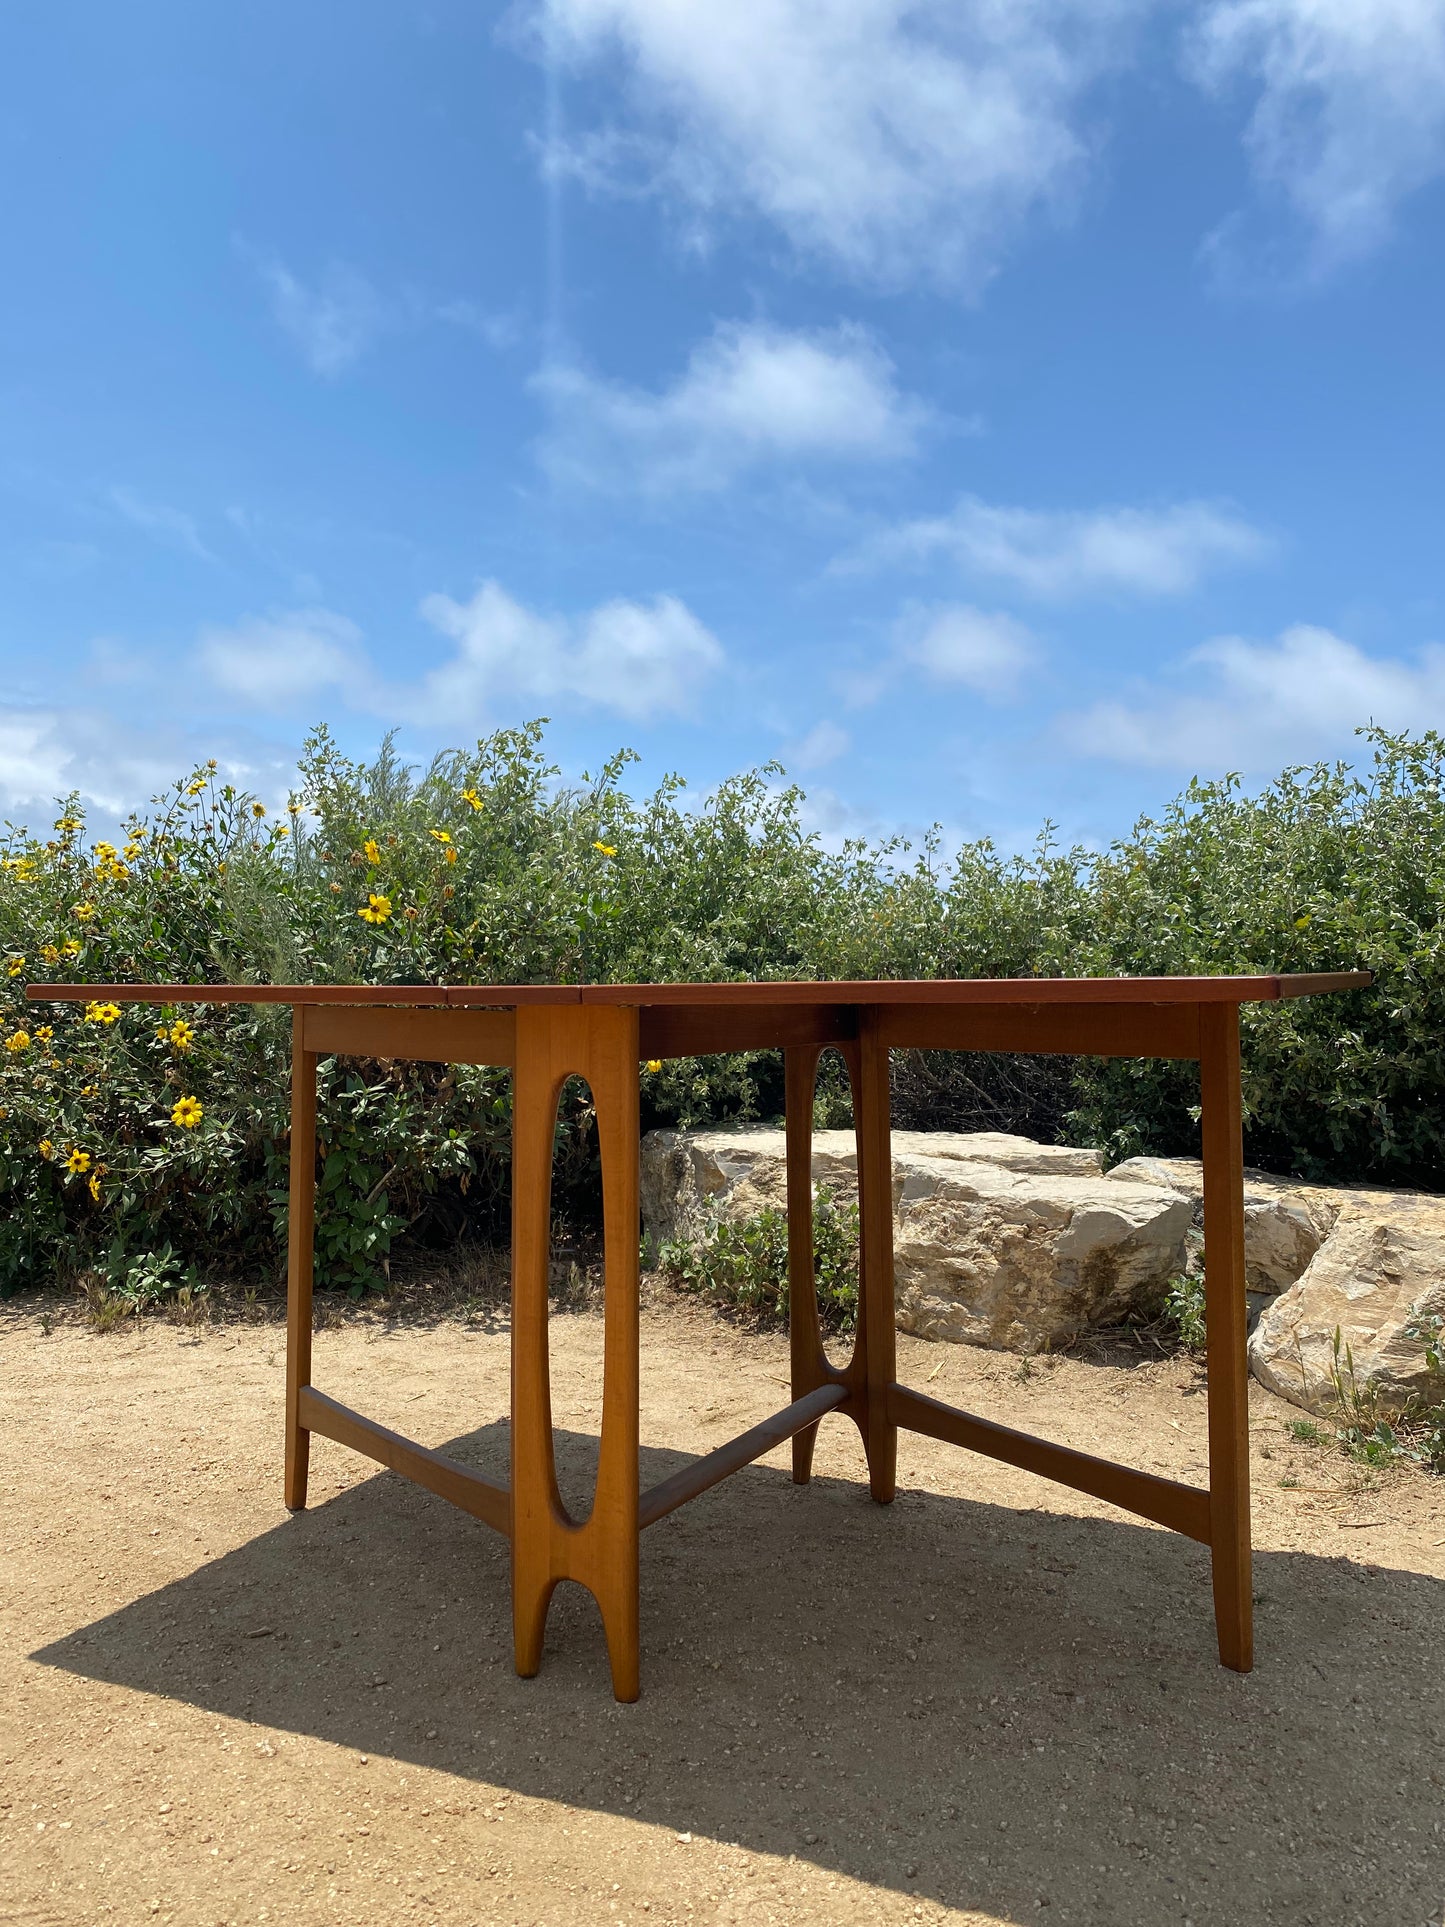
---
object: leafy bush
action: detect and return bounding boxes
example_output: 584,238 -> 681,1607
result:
654,1185 -> 859,1329
1,718 -> 1441,1299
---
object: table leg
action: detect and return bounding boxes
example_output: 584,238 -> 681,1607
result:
786,1046 -> 826,1484
1200,1001 -> 1253,1672
511,1004 -> 641,1702
285,1010 -> 318,1512
856,1009 -> 897,1504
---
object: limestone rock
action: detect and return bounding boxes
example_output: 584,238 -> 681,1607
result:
1248,1214 -> 1445,1417
1105,1155 -> 1336,1294
892,1156 -> 1191,1351
640,1126 -> 1183,1352
639,1126 -> 1102,1245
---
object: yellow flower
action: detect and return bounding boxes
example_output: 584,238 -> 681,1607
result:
4,1031 -> 30,1053
72,903 -> 95,921
272,823 -> 290,837
186,781 -> 205,797
362,839 -> 381,865
54,814 -> 81,834
169,1020 -> 194,1051
592,840 -> 616,857
65,1147 -> 90,1175
84,1002 -> 121,1025
171,1095 -> 203,1129
38,1138 -> 54,1160
6,955 -> 24,977
88,1173 -> 102,1203
460,787 -> 483,811
123,842 -> 142,862
93,841 -> 117,862
645,1059 -> 663,1074
39,944 -> 60,964
61,939 -> 81,957
444,846 -> 457,865
429,828 -> 452,845
155,1025 -> 169,1041
251,802 -> 267,818
357,892 -> 392,925
35,1025 -> 52,1043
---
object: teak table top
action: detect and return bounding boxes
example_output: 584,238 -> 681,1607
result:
31,971 -> 1371,1008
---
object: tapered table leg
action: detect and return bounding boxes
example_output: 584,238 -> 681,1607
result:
511,1003 -> 641,1701
786,1046 -> 826,1483
285,1008 -> 317,1512
1200,1001 -> 1253,1672
855,1008 -> 897,1503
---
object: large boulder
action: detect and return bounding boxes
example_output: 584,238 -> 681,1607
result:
1104,1155 -> 1337,1294
640,1127 -> 1186,1352
639,1126 -> 1102,1244
1249,1206 -> 1445,1418
892,1156 -> 1191,1351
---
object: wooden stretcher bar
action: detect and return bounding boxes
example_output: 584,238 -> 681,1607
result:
297,1386 -> 510,1535
887,1385 -> 1212,1543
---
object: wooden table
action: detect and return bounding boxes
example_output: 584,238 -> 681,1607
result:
34,973 -> 1370,1699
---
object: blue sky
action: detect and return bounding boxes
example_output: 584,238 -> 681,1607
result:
3,1 -> 1444,852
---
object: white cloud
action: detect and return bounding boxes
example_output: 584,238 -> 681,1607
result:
1061,623 -> 1445,769
197,609 -> 368,709
535,320 -> 926,491
848,496 -> 1270,599
108,487 -> 216,563
249,254 -> 386,377
529,0 -> 1141,289
786,719 -> 851,770
0,704 -> 278,822
894,602 -> 1038,698
1189,0 -> 1445,272
412,580 -> 724,722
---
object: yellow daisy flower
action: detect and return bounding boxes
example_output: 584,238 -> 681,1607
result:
429,828 -> 452,845
169,1020 -> 194,1051
38,1138 -> 54,1161
592,841 -> 616,857
83,1002 -> 121,1025
88,1173 -> 102,1203
357,892 -> 392,925
645,1059 -> 663,1073
65,1147 -> 90,1175
72,903 -> 95,922
460,787 -> 483,811
363,839 -> 381,864
171,1095 -> 203,1129
4,1031 -> 30,1053
6,955 -> 25,977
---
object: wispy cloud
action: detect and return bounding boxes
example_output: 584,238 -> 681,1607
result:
193,582 -> 724,726
525,0 -> 1143,291
784,719 -> 851,772
535,320 -> 927,492
197,609 -> 369,710
414,580 -> 723,722
1059,622 -> 1445,770
108,486 -> 216,563
894,603 -> 1039,698
240,244 -> 518,377
1188,0 -> 1445,277
844,495 -> 1270,599
247,253 -> 387,377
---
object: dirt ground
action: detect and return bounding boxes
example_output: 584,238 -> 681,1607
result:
3,1285 -> 1443,1927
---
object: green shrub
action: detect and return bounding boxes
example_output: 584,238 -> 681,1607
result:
1,718 -> 1440,1299
653,1184 -> 859,1329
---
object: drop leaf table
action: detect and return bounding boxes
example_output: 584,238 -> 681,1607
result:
33,972 -> 1370,1700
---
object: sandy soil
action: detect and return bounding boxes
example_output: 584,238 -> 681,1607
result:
3,1287 -> 1443,1927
